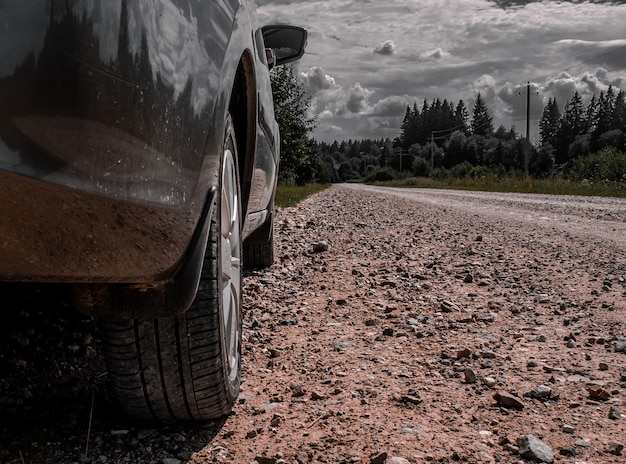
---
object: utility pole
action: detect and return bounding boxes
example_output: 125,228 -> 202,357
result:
525,81 -> 530,175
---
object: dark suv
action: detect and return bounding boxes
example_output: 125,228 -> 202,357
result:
0,1 -> 306,422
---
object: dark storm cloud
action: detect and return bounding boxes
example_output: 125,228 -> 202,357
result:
257,0 -> 626,141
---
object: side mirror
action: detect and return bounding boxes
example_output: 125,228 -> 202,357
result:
261,25 -> 307,68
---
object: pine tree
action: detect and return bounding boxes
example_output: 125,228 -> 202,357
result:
612,90 -> 626,133
593,86 -> 616,142
539,98 -> 560,148
454,100 -> 470,134
555,91 -> 586,163
471,93 -> 493,136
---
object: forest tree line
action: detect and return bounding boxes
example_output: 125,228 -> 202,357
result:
271,66 -> 626,185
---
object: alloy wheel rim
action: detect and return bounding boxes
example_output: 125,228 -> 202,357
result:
220,146 -> 241,386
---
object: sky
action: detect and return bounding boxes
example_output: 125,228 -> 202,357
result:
255,0 -> 626,144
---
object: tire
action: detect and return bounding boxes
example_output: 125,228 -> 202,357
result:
100,116 -> 242,422
243,210 -> 274,269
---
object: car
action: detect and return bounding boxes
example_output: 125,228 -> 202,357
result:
0,1 -> 306,422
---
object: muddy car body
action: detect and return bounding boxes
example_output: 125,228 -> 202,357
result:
0,0 -> 306,421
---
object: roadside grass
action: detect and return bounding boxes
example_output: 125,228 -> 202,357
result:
275,183 -> 331,207
373,176 -> 626,198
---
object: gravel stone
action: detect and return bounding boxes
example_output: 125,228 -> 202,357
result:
3,185 -> 626,464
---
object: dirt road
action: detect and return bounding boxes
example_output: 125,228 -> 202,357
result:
1,184 -> 625,464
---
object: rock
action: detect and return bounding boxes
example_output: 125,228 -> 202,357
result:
575,439 -> 590,447
440,300 -> 459,312
312,241 -> 329,253
400,394 -> 423,405
464,368 -> 477,384
255,457 -> 278,464
332,342 -> 351,351
559,447 -> 577,457
482,377 -> 497,388
615,341 -> 626,353
518,434 -> 554,463
160,459 -> 181,464
609,406 -> 621,420
561,424 -> 575,434
526,385 -> 552,401
494,391 -> 524,409
587,385 -> 610,401
387,458 -> 410,464
456,348 -> 472,359
270,414 -> 284,427
290,384 -> 306,397
370,452 -> 388,464
606,442 -> 624,456
527,358 -> 538,368
365,319 -> 378,327
400,428 -> 425,436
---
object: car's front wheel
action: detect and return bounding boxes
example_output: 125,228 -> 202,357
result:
100,116 -> 242,422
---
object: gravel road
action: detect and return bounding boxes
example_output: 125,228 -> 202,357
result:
1,184 -> 625,464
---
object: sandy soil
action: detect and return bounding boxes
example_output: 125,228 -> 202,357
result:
1,184 -> 625,464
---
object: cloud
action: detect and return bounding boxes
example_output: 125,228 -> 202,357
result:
345,83 -> 373,114
416,48 -> 447,62
258,0 -> 626,141
374,40 -> 396,56
300,66 -> 336,94
370,95 -> 412,117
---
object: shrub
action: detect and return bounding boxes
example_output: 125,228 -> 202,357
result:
364,166 -> 400,183
412,156 -> 431,177
569,147 -> 626,182
450,161 -> 473,178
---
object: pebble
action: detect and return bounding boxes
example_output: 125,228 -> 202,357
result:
587,385 -> 610,401
387,458 -> 410,464
464,368 -> 477,384
606,442 -> 624,456
494,391 -> 525,409
370,452 -> 388,464
312,241 -> 329,253
518,434 -> 554,463
608,406 -> 621,420
527,385 -> 552,400
559,447 -> 577,456
482,377 -> 497,388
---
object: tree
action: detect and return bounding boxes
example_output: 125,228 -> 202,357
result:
539,97 -> 560,149
270,64 -> 317,185
454,100 -> 471,135
471,93 -> 493,136
556,91 -> 586,163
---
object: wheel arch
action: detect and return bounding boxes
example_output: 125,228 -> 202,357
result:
228,50 -> 258,219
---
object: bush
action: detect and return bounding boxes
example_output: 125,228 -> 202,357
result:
364,166 -> 400,183
569,147 -> 626,182
450,161 -> 473,178
431,167 -> 451,180
412,156 -> 431,177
